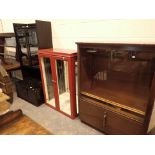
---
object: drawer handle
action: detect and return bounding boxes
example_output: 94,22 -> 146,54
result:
103,112 -> 107,128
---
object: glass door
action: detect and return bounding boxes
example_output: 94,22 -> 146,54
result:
41,57 -> 56,108
55,59 -> 71,115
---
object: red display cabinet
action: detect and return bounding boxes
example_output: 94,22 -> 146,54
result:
38,48 -> 78,119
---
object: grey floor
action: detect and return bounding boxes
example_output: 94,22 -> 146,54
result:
10,92 -> 102,135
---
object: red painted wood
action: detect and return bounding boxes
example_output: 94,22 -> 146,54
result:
51,56 -> 60,110
38,48 -> 78,119
38,55 -> 48,104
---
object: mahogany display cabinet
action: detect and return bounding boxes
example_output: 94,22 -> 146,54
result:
77,42 -> 155,135
38,48 -> 78,119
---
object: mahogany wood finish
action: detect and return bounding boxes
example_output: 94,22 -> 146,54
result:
36,20 -> 53,49
77,42 -> 155,135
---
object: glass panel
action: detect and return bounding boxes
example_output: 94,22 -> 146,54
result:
56,60 -> 71,115
16,27 -> 38,66
75,61 -> 79,113
80,48 -> 155,113
41,57 -> 55,107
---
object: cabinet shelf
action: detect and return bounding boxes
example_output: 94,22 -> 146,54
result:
80,91 -> 145,116
0,45 -> 16,48
80,79 -> 149,115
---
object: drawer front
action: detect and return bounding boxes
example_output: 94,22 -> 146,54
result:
79,98 -> 144,135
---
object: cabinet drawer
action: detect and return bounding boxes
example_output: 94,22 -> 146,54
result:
79,98 -> 144,135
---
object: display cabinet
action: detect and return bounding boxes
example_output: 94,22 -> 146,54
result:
77,42 -> 155,134
13,20 -> 52,80
38,48 -> 78,119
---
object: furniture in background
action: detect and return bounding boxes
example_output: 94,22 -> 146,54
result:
77,42 -> 155,135
0,109 -> 51,135
0,33 -> 20,75
38,48 -> 78,119
13,20 -> 52,81
0,92 -> 50,135
0,66 -> 13,103
0,33 -> 15,58
0,92 -> 10,115
15,78 -> 44,106
13,20 -> 52,105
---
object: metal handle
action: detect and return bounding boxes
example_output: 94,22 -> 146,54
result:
103,112 -> 107,128
52,80 -> 56,83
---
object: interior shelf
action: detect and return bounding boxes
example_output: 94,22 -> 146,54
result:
80,79 -> 149,115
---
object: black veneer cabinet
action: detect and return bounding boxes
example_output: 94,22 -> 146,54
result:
13,20 -> 52,80
77,42 -> 155,135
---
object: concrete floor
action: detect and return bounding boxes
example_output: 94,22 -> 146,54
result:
10,92 -> 102,135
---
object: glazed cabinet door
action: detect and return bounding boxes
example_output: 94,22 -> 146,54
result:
55,59 -> 71,116
39,56 -> 56,108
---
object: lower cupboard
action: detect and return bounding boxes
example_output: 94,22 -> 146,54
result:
79,97 -> 144,135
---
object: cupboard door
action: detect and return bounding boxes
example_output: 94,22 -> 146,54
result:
103,111 -> 144,135
79,98 -> 106,132
40,57 -> 56,108
55,59 -> 71,116
79,98 -> 144,134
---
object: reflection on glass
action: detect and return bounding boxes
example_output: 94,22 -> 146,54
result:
21,47 -> 38,66
17,28 -> 38,66
42,57 -> 55,107
80,49 -> 155,113
75,61 -> 78,113
56,60 -> 71,115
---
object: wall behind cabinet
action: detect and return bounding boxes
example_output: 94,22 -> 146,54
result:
0,19 -> 3,32
2,19 -> 155,49
52,20 -> 155,49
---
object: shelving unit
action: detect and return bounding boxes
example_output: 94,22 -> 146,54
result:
0,33 -> 15,58
0,33 -> 20,74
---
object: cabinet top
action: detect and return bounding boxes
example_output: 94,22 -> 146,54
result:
38,48 -> 77,57
76,42 -> 155,51
76,42 -> 155,47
